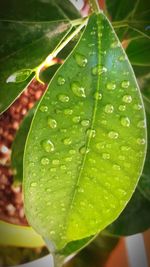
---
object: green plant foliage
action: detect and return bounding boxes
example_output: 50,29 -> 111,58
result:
106,188 -> 150,235
11,105 -> 37,184
24,13 -> 146,252
0,20 -> 71,114
0,220 -> 44,247
0,0 -> 80,21
126,37 -> 150,66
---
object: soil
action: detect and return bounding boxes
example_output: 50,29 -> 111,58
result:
0,80 -> 46,226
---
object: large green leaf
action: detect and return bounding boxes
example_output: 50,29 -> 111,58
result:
106,188 -> 150,236
24,13 -> 146,251
0,0 -> 80,21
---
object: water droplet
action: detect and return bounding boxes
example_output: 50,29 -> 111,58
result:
122,95 -> 132,103
79,146 -> 89,154
47,118 -> 57,129
63,138 -> 72,145
72,116 -> 80,123
108,131 -> 119,139
58,94 -> 69,103
71,82 -> 86,98
111,41 -> 119,48
102,153 -> 110,160
78,188 -> 84,193
104,104 -> 114,113
92,65 -> 107,76
41,157 -> 49,165
74,53 -> 88,67
137,120 -> 146,128
118,55 -> 125,61
69,149 -> 76,155
94,92 -> 102,100
64,109 -> 73,115
90,30 -> 96,35
106,82 -> 116,90
121,146 -> 130,151
81,120 -> 90,127
120,116 -> 130,127
61,165 -> 67,170
119,105 -> 126,111
96,142 -> 105,150
52,159 -> 60,165
57,75 -> 65,85
65,157 -> 72,162
42,139 -> 55,152
121,80 -> 130,88
40,105 -> 48,112
133,104 -> 142,110
87,129 -> 96,138
31,182 -> 37,187
137,138 -> 146,145
113,164 -> 121,171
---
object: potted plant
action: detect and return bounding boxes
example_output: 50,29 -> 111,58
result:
0,0 -> 150,266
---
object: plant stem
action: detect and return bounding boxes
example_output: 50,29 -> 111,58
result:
88,0 -> 100,13
35,17 -> 88,83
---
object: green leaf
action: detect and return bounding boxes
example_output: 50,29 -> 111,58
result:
0,20 -> 71,114
106,188 -> 150,236
106,0 -> 150,22
24,13 -> 146,251
138,90 -> 150,201
11,105 -> 37,184
0,0 -> 80,21
0,220 -> 44,247
6,69 -> 33,84
126,37 -> 150,66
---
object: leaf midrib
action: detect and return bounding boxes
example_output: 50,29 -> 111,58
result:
65,15 -> 101,237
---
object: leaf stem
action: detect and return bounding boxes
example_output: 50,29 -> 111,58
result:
88,0 -> 100,13
35,17 -> 88,83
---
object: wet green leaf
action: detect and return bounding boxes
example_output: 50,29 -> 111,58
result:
106,188 -> 150,235
24,13 -> 146,251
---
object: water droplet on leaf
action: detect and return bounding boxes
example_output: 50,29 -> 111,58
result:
74,53 -> 88,67
57,75 -> 65,85
47,118 -> 57,129
120,116 -> 130,127
71,82 -> 86,98
122,95 -> 132,103
104,104 -> 114,113
108,131 -> 119,139
42,139 -> 55,152
106,82 -> 116,90
58,94 -> 69,103
41,157 -> 49,165
121,80 -> 130,88
40,105 -> 48,112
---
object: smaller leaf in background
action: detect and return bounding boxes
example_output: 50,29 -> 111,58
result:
126,37 -> 150,66
6,69 -> 33,84
11,105 -> 37,184
106,188 -> 150,236
0,20 -> 71,114
0,220 -> 44,247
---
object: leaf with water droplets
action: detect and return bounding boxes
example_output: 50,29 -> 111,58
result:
24,14 -> 146,252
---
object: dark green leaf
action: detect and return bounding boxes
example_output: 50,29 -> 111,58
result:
0,0 -> 80,21
106,188 -> 150,235
0,20 -> 71,114
126,37 -> 150,66
11,105 -> 37,184
24,13 -> 146,251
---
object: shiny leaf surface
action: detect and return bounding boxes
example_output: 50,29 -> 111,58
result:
24,13 -> 146,251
